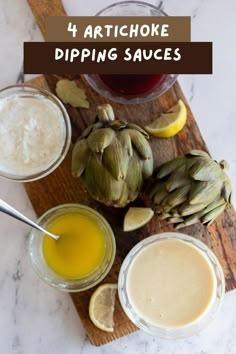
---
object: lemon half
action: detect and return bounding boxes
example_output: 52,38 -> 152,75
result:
145,99 -> 187,138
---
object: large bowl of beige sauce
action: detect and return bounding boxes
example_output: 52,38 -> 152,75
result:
118,232 -> 225,338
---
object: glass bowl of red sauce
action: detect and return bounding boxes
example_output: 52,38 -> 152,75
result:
83,1 -> 178,104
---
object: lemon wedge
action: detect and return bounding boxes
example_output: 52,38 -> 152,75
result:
124,207 -> 154,232
145,99 -> 187,138
89,283 -> 117,332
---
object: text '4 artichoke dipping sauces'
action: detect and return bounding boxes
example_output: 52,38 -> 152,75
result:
0,95 -> 66,176
126,239 -> 216,328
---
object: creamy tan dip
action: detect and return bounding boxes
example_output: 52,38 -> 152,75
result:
0,95 -> 65,176
127,239 -> 216,328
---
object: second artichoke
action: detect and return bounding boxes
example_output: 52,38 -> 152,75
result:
150,150 -> 232,228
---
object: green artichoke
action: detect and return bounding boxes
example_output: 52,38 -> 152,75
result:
150,150 -> 232,228
72,104 -> 153,207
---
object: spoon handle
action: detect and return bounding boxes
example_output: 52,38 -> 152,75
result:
0,199 -> 59,240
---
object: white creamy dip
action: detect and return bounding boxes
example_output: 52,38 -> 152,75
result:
126,239 -> 216,328
0,95 -> 66,176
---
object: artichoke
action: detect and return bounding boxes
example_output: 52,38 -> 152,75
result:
72,104 -> 153,207
150,150 -> 232,228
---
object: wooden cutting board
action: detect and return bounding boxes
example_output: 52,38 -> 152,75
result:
24,0 -> 236,346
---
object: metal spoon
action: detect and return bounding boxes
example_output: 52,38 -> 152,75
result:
0,199 -> 60,241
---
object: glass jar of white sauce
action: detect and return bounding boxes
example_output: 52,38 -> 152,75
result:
0,84 -> 71,182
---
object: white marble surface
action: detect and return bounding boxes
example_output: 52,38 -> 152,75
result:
0,0 -> 236,353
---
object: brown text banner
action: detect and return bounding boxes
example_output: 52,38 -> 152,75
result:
45,16 -> 191,42
24,42 -> 212,74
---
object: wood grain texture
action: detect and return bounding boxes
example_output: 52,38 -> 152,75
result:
27,0 -> 66,38
24,74 -> 236,346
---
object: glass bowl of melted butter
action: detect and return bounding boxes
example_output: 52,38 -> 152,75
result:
118,232 -> 225,338
28,204 -> 116,292
0,84 -> 71,182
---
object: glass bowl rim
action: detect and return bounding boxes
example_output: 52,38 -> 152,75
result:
118,232 -> 225,338
95,0 -> 168,16
0,84 -> 71,182
28,203 -> 116,292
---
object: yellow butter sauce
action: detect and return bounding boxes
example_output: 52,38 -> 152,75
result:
43,213 -> 106,279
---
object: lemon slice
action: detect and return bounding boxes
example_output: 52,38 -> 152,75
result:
89,283 -> 117,332
145,99 -> 187,138
124,207 -> 154,232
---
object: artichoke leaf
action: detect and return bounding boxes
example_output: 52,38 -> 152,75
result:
162,205 -> 172,213
159,213 -> 171,220
118,130 -> 133,157
72,139 -> 90,177
187,150 -> 210,158
188,180 -> 221,205
92,122 -> 104,131
201,204 -> 226,225
156,157 -> 186,179
175,223 -> 185,229
80,122 -> 104,140
189,158 -> 220,181
87,128 -> 115,153
166,175 -> 191,192
202,196 -> 226,215
126,123 -> 149,138
182,213 -> 202,226
165,165 -> 189,192
127,129 -> 152,160
175,213 -> 202,229
85,155 -> 123,204
152,183 -> 169,205
179,202 -> 206,216
171,208 -> 180,217
103,137 -> 128,180
80,124 -> 94,139
82,162 -> 103,201
125,150 -> 143,194
161,185 -> 191,208
186,156 -> 199,170
117,183 -> 130,207
221,178 -> 232,203
168,217 -> 184,224
149,182 -> 164,199
142,156 -> 154,179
